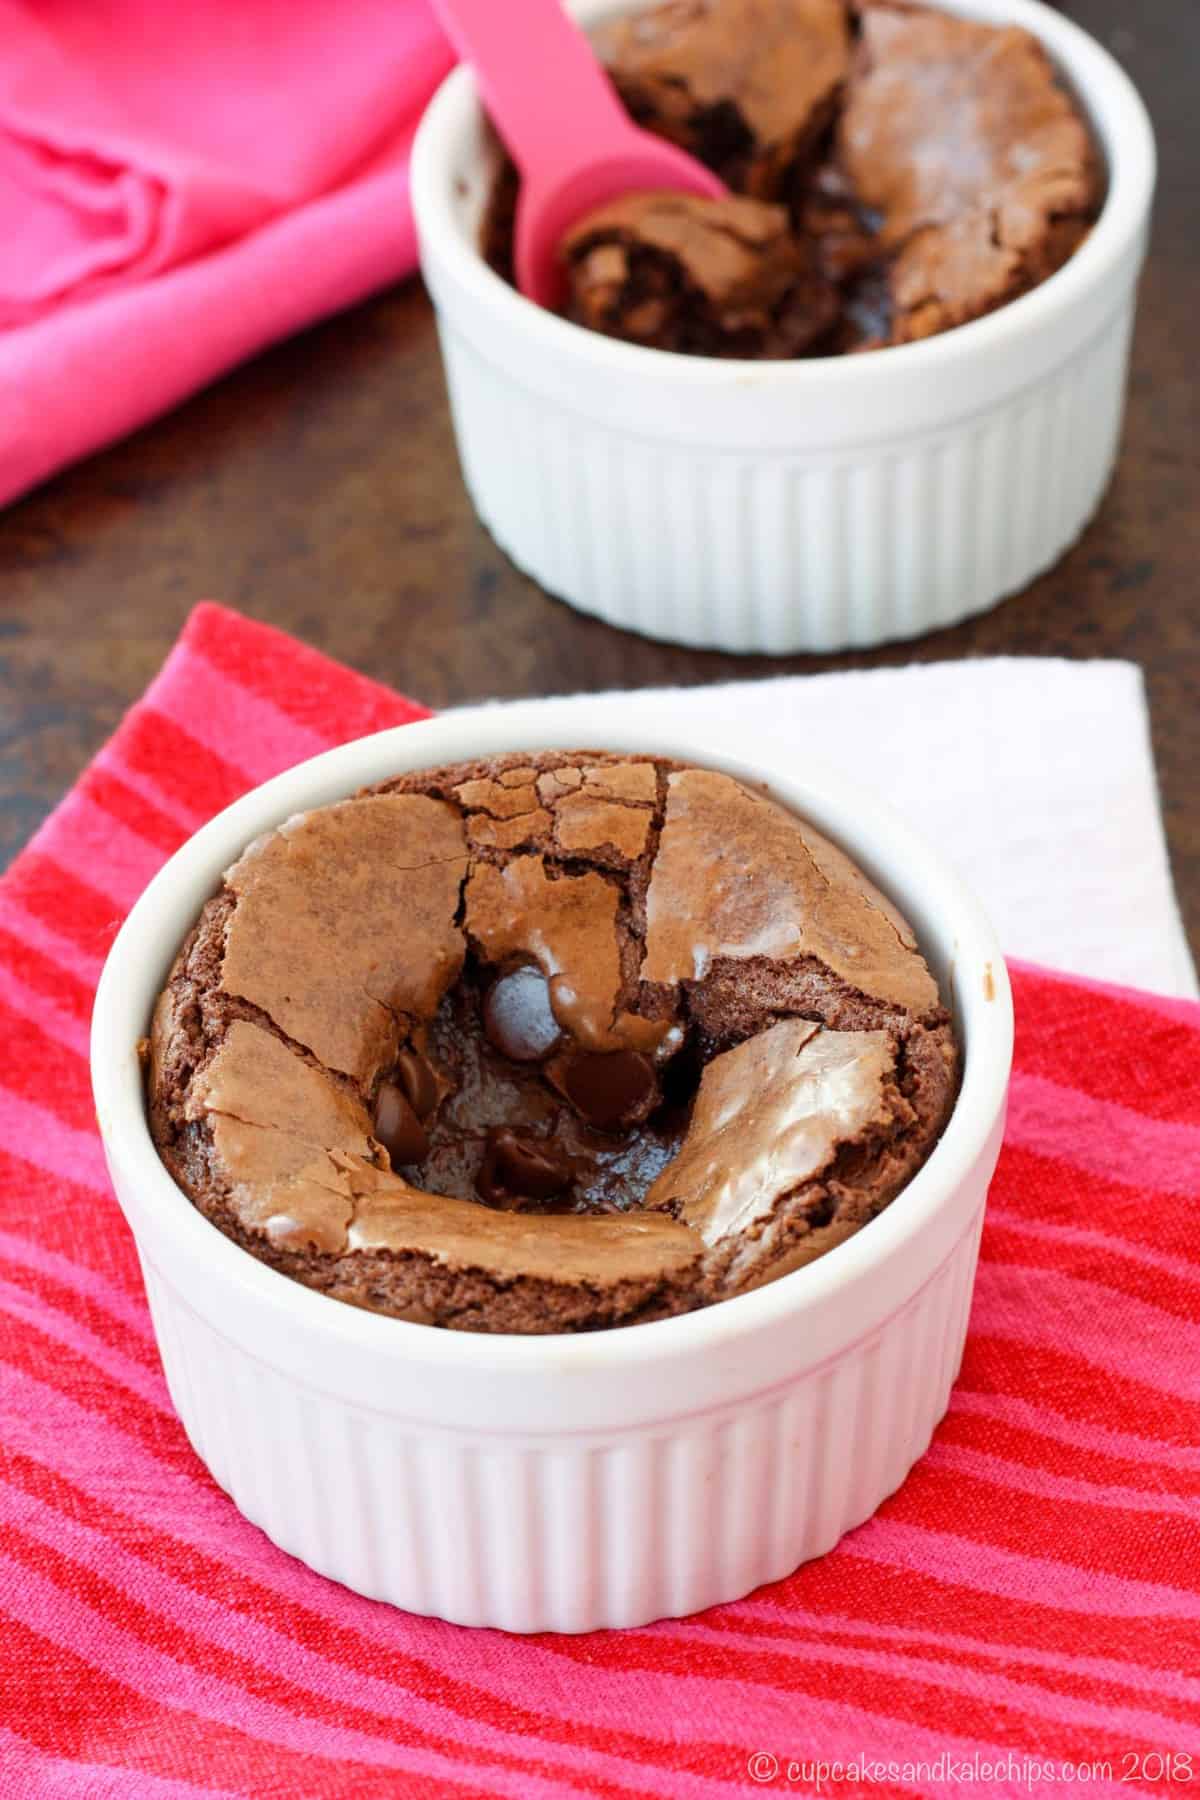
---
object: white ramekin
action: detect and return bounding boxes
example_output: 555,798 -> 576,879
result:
92,709 -> 1013,1632
411,0 -> 1155,654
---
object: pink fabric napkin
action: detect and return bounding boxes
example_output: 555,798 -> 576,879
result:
0,0 -> 453,505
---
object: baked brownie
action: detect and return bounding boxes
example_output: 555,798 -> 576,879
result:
561,192 -> 838,356
148,754 -> 959,1335
836,4 -> 1101,343
481,0 -> 1101,357
593,0 -> 851,197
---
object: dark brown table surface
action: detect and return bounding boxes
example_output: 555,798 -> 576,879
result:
1,0 -> 1196,961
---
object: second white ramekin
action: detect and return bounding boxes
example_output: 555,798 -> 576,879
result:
92,708 -> 1013,1632
411,0 -> 1155,653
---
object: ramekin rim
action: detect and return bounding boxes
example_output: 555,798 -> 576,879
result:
91,707 -> 1014,1375
409,0 -> 1156,386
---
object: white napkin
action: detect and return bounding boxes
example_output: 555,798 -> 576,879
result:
468,658 -> 1196,1001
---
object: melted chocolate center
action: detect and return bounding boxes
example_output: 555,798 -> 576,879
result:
379,965 -> 694,1214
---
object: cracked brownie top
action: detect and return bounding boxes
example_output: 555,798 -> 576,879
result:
146,753 -> 959,1334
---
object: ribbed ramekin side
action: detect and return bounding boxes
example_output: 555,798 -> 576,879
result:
436,301 -> 1134,655
139,1202 -> 984,1633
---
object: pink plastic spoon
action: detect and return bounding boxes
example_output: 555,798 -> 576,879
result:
432,0 -> 726,306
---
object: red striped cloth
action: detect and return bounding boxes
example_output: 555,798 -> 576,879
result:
1,602 -> 1197,1799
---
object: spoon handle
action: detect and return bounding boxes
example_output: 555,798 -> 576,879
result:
432,0 -> 629,183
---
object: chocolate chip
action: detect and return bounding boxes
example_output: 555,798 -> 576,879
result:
477,1128 -> 572,1206
373,1080 -> 429,1168
483,965 -> 562,1062
394,1047 -> 440,1119
559,1050 -> 656,1131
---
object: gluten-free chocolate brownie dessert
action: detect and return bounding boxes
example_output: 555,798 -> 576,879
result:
597,0 -> 852,199
148,754 -> 959,1334
562,192 -> 838,356
482,0 -> 1101,356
